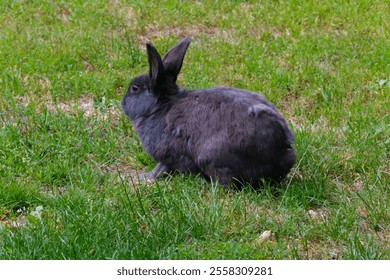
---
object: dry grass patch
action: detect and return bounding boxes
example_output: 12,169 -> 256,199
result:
139,24 -> 219,44
43,96 -> 122,125
297,239 -> 344,259
2,95 -> 121,126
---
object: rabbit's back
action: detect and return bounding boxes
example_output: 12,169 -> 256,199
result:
167,87 -> 288,145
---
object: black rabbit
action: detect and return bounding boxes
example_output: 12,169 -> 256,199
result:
121,38 -> 295,187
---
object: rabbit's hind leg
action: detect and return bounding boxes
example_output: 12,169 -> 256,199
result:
201,163 -> 232,188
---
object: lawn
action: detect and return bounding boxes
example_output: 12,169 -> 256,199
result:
0,0 -> 388,259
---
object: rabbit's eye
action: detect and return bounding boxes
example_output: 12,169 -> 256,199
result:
132,85 -> 139,92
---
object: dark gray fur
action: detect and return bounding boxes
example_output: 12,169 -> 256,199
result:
121,38 -> 296,187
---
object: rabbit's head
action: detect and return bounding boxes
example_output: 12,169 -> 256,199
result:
121,38 -> 191,121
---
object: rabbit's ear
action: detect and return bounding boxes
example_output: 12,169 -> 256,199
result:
162,37 -> 191,83
146,42 -> 164,82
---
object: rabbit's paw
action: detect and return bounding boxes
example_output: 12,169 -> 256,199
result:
141,162 -> 171,180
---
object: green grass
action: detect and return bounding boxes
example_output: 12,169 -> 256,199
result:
0,0 -> 388,259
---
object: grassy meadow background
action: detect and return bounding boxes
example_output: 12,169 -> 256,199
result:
0,0 -> 389,259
